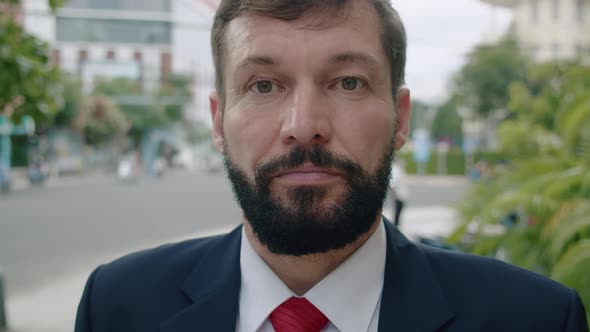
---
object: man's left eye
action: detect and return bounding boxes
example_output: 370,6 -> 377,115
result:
340,77 -> 364,90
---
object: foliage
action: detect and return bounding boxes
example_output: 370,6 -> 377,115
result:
53,76 -> 83,128
453,36 -> 528,117
399,149 -> 505,175
74,95 -> 129,147
157,74 -> 192,125
507,63 -> 590,134
0,0 -> 64,11
431,95 -> 463,146
0,14 -> 61,126
450,61 -> 590,317
93,75 -> 190,146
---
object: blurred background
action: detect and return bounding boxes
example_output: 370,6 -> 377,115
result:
0,0 -> 588,330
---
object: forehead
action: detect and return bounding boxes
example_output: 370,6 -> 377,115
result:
222,1 -> 386,71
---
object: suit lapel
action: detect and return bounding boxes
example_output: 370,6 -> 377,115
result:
378,220 -> 455,332
159,220 -> 455,331
160,226 -> 243,332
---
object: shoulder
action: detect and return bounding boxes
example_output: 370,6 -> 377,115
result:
88,228 -> 238,300
105,234 -> 219,272
418,245 -> 585,328
75,228 -> 243,331
420,244 -> 569,297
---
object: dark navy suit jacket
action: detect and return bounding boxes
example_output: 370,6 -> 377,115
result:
75,220 -> 589,331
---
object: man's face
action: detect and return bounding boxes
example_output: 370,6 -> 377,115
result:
210,0 -> 411,255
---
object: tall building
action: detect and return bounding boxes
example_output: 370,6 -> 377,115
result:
23,0 -> 176,92
481,0 -> 590,62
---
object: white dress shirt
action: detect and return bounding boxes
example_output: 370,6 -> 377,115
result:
236,220 -> 387,332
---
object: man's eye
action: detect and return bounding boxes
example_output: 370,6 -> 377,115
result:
340,77 -> 364,90
250,80 -> 275,94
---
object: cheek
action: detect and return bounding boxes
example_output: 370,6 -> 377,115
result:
336,107 -> 396,169
223,111 -> 282,171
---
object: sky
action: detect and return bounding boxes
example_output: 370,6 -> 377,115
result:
173,0 -> 513,117
394,0 -> 512,103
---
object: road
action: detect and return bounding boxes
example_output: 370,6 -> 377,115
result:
0,171 -> 469,331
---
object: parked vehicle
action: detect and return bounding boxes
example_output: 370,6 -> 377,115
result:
27,162 -> 48,185
117,155 -> 139,182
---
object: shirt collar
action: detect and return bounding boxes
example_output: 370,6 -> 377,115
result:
238,220 -> 387,332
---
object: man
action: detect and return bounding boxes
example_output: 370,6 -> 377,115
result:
75,0 -> 589,331
389,157 -> 408,227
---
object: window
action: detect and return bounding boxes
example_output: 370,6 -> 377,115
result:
57,18 -> 172,44
63,0 -> 170,12
552,0 -> 559,21
531,0 -> 539,23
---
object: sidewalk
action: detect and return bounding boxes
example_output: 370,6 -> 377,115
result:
3,206 -> 459,332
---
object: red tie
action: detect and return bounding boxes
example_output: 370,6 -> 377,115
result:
269,297 -> 329,332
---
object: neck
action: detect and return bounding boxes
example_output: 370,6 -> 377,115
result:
244,214 -> 382,296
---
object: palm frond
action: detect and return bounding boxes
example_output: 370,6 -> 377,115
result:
550,239 -> 590,300
547,200 -> 590,262
542,199 -> 583,241
542,166 -> 586,200
558,92 -> 590,156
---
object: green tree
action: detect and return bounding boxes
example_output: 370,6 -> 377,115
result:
1,0 -> 64,11
93,75 -> 190,146
53,76 -> 83,129
74,95 -> 129,148
431,95 -> 463,146
451,62 -> 590,318
453,36 -> 528,118
158,74 -> 192,123
0,11 -> 61,125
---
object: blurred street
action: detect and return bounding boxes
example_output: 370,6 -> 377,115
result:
0,171 -> 468,332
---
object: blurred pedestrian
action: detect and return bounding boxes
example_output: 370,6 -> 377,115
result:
75,1 -> 588,331
0,164 -> 10,193
389,157 -> 408,227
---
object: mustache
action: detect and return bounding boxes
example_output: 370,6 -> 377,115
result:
255,145 -> 361,182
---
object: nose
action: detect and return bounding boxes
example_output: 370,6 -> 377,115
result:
280,81 -> 333,146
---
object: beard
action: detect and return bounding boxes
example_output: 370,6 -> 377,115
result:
223,140 -> 395,256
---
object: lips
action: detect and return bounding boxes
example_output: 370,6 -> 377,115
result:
272,163 -> 345,184
273,163 -> 345,178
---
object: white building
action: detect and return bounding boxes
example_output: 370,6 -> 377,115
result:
22,0 -> 215,91
481,0 -> 590,62
22,0 -> 219,124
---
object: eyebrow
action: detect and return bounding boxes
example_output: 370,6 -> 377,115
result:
329,52 -> 380,68
238,55 -> 277,69
238,52 -> 380,69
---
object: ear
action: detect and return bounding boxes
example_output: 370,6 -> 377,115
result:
209,92 -> 225,154
394,87 -> 411,150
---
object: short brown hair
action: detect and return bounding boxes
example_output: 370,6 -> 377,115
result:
211,0 -> 407,106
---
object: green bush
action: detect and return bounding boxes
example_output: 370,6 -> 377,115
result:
449,62 -> 590,319
399,149 -> 507,175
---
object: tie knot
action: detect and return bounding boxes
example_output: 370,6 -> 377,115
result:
269,297 -> 329,332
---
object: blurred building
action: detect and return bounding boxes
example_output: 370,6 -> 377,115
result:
481,0 -> 590,62
23,0 -> 176,92
21,0 -> 218,122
